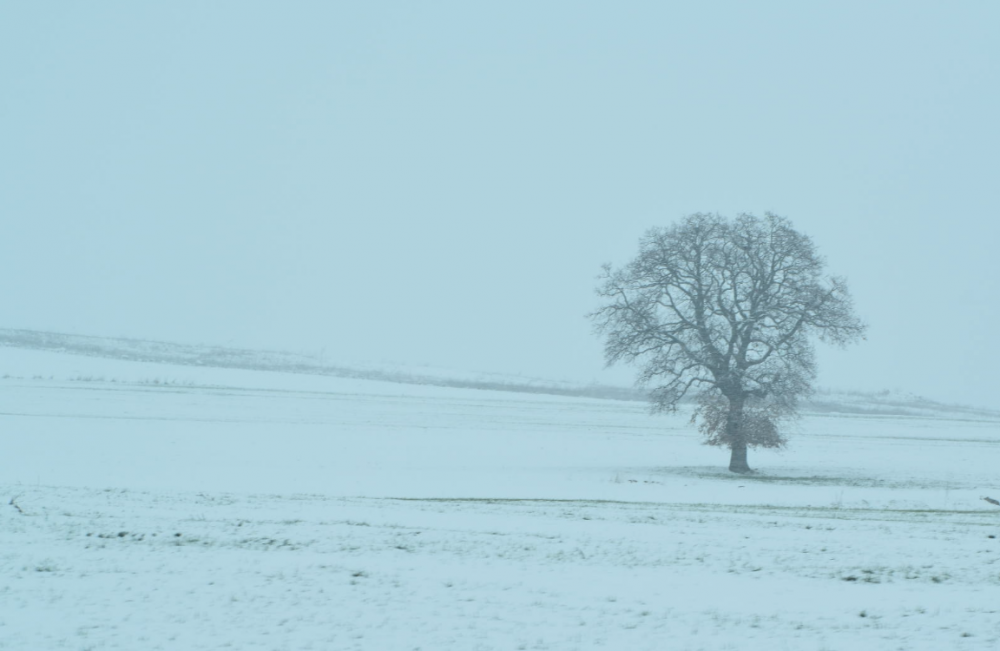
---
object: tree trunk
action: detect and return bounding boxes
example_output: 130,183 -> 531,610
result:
729,442 -> 751,474
726,392 -> 752,473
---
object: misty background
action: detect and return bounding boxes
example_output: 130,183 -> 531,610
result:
1,2 -> 997,408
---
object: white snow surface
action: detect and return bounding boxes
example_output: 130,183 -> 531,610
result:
2,346 -> 1000,650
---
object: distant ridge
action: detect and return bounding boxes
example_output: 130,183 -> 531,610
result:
0,328 -> 642,402
2,328 -> 997,420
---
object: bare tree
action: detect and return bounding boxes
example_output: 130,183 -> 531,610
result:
591,213 -> 865,473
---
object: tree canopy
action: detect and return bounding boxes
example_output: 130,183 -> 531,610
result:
591,213 -> 865,472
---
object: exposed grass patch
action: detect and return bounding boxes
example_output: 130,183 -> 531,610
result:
650,465 -> 971,490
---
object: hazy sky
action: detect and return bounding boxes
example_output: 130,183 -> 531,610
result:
2,2 -> 998,407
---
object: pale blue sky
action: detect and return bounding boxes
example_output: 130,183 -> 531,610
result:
2,2 -> 998,406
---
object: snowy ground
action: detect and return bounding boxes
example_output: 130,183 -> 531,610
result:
2,347 -> 1000,650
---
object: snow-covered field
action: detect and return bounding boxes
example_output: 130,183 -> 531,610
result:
2,347 -> 1000,650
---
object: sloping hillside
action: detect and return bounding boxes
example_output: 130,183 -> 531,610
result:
2,327 -> 997,420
